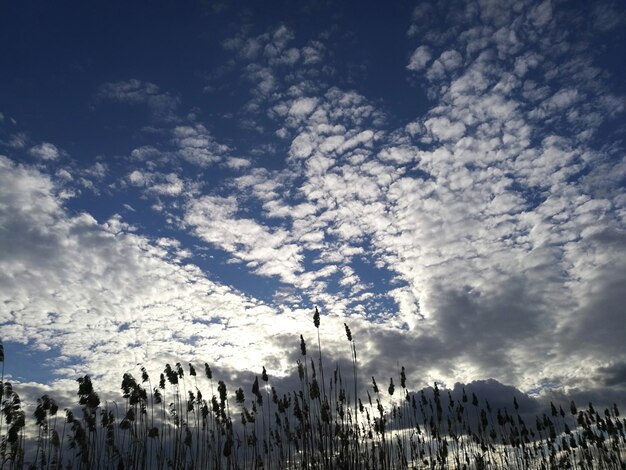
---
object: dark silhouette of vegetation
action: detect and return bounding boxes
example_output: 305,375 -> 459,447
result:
1,310 -> 625,469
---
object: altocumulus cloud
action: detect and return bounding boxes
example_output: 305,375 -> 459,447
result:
0,156 -> 379,395
0,158 -> 277,381
0,0 -> 625,408
167,0 -> 626,394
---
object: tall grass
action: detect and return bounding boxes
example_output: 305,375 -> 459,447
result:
0,310 -> 625,469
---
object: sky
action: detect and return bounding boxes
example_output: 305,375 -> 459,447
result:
1,0 -> 625,407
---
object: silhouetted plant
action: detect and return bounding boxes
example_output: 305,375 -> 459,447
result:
1,313 -> 625,469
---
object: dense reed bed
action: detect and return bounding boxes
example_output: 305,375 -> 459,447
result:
1,309 -> 625,469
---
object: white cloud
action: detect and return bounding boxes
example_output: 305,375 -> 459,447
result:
151,172 -> 184,196
185,195 -> 304,284
407,45 -> 432,71
337,130 -> 375,154
56,168 -> 73,181
84,161 -> 107,179
98,79 -> 180,122
199,5 -> 626,395
28,142 -> 61,160
424,116 -> 466,141
244,64 -> 277,97
302,41 -> 325,64
222,36 -> 262,59
288,97 -> 318,118
514,52 -> 541,77
0,156 -> 369,394
225,157 -> 252,169
270,47 -> 300,66
173,124 -> 230,166
545,88 -> 579,110
428,49 -> 466,80
290,131 -> 315,159
592,3 -> 625,32
5,133 -> 27,149
528,0 -> 553,28
438,49 -> 463,71
128,169 -> 149,186
130,145 -> 162,161
378,146 -> 419,164
264,25 -> 294,58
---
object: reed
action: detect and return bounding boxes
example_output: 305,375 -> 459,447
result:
0,317 -> 624,469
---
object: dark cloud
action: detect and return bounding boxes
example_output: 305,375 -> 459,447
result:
597,362 -> 626,387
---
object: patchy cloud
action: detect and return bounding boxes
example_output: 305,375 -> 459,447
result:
0,156 -> 357,389
98,79 -> 180,122
2,0 -> 625,409
173,124 -> 230,166
28,142 -> 62,160
185,195 -> 305,284
407,45 -> 432,71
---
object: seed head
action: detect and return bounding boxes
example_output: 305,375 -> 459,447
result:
372,376 -> 379,394
252,376 -> 260,396
551,402 -> 558,417
344,323 -> 352,342
297,361 -> 304,380
164,364 -> 178,385
51,430 -> 60,447
310,379 -> 320,400
218,380 -> 227,404
300,335 -> 306,356
313,307 -> 320,328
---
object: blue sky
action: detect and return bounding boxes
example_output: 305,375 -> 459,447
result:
1,0 -> 626,405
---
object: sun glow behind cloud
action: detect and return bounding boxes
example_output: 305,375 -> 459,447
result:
0,0 -> 625,406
